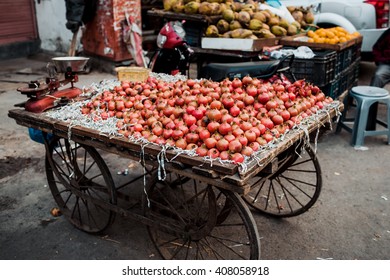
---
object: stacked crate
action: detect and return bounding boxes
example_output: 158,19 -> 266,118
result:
281,49 -> 338,87
320,43 -> 361,99
281,36 -> 362,100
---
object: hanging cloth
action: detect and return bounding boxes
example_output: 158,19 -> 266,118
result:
122,13 -> 147,67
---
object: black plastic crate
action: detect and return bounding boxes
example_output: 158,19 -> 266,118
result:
339,72 -> 349,93
335,43 -> 361,78
351,42 -> 362,63
320,79 -> 340,99
335,51 -> 343,77
282,49 -> 337,87
337,57 -> 360,91
352,57 -> 361,80
184,23 -> 205,47
335,48 -> 350,77
320,76 -> 347,100
346,59 -> 360,88
320,58 -> 360,100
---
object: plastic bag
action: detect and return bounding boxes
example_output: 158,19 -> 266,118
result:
271,46 -> 316,59
122,14 -> 148,68
28,128 -> 53,144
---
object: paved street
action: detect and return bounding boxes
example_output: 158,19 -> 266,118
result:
0,55 -> 389,260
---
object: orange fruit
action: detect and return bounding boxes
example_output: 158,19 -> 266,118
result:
339,37 -> 347,43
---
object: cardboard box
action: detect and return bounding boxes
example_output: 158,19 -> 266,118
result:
201,37 -> 279,52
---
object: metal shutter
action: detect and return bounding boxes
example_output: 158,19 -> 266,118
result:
0,0 -> 38,45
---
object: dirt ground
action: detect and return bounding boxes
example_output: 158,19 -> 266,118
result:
0,55 -> 389,260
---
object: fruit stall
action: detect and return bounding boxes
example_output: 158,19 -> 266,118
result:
147,0 -> 363,99
9,53 -> 343,259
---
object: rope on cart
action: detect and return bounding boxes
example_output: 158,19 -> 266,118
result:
238,161 -> 248,174
157,146 -> 167,181
139,143 -> 151,208
67,122 -> 78,144
251,153 -> 265,167
313,126 -> 320,154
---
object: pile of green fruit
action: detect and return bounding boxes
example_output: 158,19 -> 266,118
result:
163,0 -> 305,39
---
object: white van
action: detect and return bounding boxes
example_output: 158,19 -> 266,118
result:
279,0 -> 390,59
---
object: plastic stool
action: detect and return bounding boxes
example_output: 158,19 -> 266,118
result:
336,86 -> 390,147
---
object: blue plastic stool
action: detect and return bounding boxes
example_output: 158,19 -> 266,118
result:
337,86 -> 390,147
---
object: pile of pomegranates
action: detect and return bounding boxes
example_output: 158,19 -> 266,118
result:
81,75 -> 334,164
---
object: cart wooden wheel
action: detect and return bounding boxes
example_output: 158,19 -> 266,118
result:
144,172 -> 261,260
45,136 -> 117,233
244,143 -> 322,218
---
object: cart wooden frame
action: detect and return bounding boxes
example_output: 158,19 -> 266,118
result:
8,102 -> 342,260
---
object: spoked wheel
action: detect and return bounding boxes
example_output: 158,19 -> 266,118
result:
144,172 -> 260,260
45,136 -> 117,233
244,143 -> 322,218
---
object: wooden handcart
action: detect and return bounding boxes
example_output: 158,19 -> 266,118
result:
8,99 -> 342,260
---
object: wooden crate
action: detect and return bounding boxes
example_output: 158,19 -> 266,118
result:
280,34 -> 363,51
